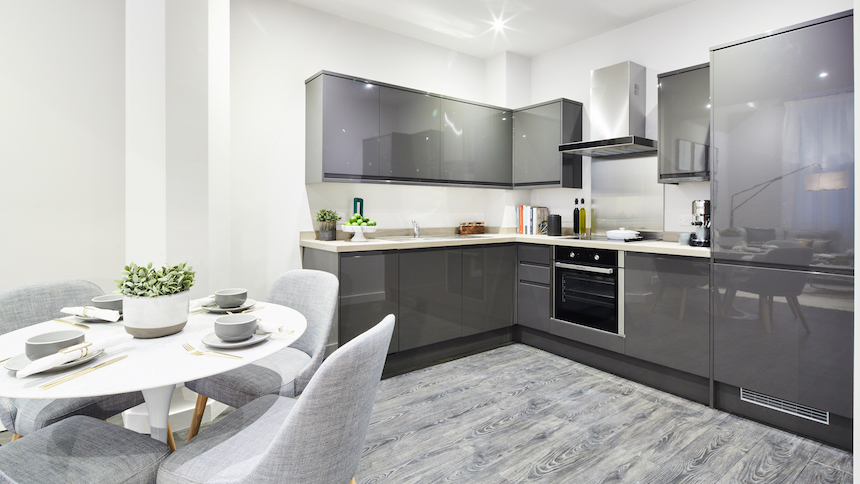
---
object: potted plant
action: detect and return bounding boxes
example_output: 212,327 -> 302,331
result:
315,208 -> 341,241
116,262 -> 196,338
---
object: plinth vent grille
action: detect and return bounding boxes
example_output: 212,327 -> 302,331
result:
740,388 -> 829,425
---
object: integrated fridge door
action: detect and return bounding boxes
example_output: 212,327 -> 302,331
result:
713,262 -> 853,446
710,13 -> 854,271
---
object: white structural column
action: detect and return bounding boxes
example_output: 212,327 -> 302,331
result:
125,0 -> 168,265
208,0 -> 232,292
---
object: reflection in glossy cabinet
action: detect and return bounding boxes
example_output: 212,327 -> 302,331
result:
339,253 -> 399,353
462,245 -> 515,336
713,263 -> 853,418
399,248 -> 463,351
307,74 -> 380,180
380,86 -> 441,180
624,254 -> 710,377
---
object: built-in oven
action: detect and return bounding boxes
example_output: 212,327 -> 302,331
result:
553,246 -> 623,335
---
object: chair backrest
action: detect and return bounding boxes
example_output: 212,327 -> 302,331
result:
0,280 -> 104,334
251,314 -> 395,483
265,269 -> 339,393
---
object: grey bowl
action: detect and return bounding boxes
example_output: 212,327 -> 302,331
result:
92,294 -> 123,311
214,288 -> 248,309
25,330 -> 85,360
214,314 -> 257,342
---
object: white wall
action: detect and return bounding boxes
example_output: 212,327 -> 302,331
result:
229,0 -> 528,296
530,0 -> 852,234
0,0 -> 126,292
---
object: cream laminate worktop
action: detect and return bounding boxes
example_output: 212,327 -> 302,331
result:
300,233 -> 710,258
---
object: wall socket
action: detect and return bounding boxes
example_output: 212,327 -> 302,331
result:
678,214 -> 693,225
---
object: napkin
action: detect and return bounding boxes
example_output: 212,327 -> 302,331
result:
190,296 -> 216,311
61,306 -> 121,322
17,333 -> 133,378
256,319 -> 295,340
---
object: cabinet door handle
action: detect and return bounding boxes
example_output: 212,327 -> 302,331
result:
555,262 -> 614,274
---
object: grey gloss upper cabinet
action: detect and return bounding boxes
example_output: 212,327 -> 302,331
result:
380,86 -> 441,181
624,253 -> 709,377
441,99 -> 513,185
306,73 -> 380,182
513,99 -> 583,188
657,63 -> 710,183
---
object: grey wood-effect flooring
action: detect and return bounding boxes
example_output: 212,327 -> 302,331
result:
358,344 -> 853,484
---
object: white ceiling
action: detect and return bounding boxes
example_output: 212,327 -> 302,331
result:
286,0 -> 698,59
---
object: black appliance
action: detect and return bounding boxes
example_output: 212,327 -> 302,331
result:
552,246 -> 620,334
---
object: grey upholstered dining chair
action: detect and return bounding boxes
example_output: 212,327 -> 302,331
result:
0,415 -> 170,483
0,280 -> 145,440
184,269 -> 339,440
157,314 -> 394,484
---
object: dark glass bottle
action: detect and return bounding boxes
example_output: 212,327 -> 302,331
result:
573,199 -> 580,234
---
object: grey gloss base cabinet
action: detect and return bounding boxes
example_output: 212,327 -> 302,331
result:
302,245 -> 515,356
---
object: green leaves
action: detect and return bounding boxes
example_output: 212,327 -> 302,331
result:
115,262 -> 196,297
314,208 -> 341,223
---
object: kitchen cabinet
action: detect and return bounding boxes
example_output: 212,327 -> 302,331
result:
306,73 -> 380,182
441,99 -> 513,185
657,63 -> 710,183
339,252 -> 399,354
462,244 -> 515,336
516,244 -> 551,332
713,263 -> 854,419
623,253 -> 709,377
399,248 -> 463,351
306,71 -> 515,187
513,99 -> 583,188
380,86 -> 441,181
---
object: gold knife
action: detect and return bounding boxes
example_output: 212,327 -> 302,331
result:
53,318 -> 89,330
39,355 -> 128,390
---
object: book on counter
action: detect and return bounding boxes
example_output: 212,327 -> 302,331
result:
517,205 -> 549,235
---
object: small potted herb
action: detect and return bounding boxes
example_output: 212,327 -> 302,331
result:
116,262 -> 196,338
315,209 -> 341,241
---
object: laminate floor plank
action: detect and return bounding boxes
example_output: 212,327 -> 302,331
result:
350,344 -> 851,484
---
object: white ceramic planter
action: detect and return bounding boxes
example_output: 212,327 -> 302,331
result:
122,291 -> 190,338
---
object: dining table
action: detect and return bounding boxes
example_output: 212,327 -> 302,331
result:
0,301 -> 307,444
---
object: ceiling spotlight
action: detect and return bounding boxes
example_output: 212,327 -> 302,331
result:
819,72 -> 829,78
491,16 -> 507,32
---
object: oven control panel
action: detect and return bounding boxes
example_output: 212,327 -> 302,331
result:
554,246 -> 617,267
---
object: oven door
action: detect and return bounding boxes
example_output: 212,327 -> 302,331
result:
553,262 -> 618,334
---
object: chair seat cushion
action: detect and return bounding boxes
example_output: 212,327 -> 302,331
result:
0,415 -> 170,484
0,391 -> 145,437
185,347 -> 311,408
158,394 -> 295,484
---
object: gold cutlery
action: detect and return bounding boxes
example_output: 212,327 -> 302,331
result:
182,342 -> 242,360
0,356 -> 11,364
53,318 -> 89,330
39,355 -> 128,390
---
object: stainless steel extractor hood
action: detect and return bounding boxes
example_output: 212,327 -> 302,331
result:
559,61 -> 657,158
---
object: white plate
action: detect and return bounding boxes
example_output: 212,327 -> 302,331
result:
4,350 -> 104,373
201,331 -> 271,349
201,299 -> 257,314
75,315 -> 121,323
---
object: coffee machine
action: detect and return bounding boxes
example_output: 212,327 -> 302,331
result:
689,200 -> 710,247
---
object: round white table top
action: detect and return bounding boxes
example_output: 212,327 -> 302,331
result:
0,302 -> 306,399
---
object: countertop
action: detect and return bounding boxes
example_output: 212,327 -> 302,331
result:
300,233 -> 710,258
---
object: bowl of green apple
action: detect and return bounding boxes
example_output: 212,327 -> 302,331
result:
342,213 -> 377,242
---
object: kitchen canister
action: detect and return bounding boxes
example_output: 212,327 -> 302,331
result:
547,214 -> 562,236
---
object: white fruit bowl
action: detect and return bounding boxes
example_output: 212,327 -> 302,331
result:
342,225 -> 377,242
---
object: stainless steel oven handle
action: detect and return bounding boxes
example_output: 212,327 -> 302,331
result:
554,262 -> 614,274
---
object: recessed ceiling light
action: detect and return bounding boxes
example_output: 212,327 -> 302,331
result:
819,72 -> 829,78
492,17 -> 507,32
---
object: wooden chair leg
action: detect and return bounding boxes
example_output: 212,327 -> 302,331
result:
759,295 -> 771,333
11,433 -> 22,441
187,394 -> 208,441
788,296 -> 811,334
167,422 -> 176,452
349,479 -> 356,484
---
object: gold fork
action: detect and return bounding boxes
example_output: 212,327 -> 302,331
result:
181,342 -> 242,360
